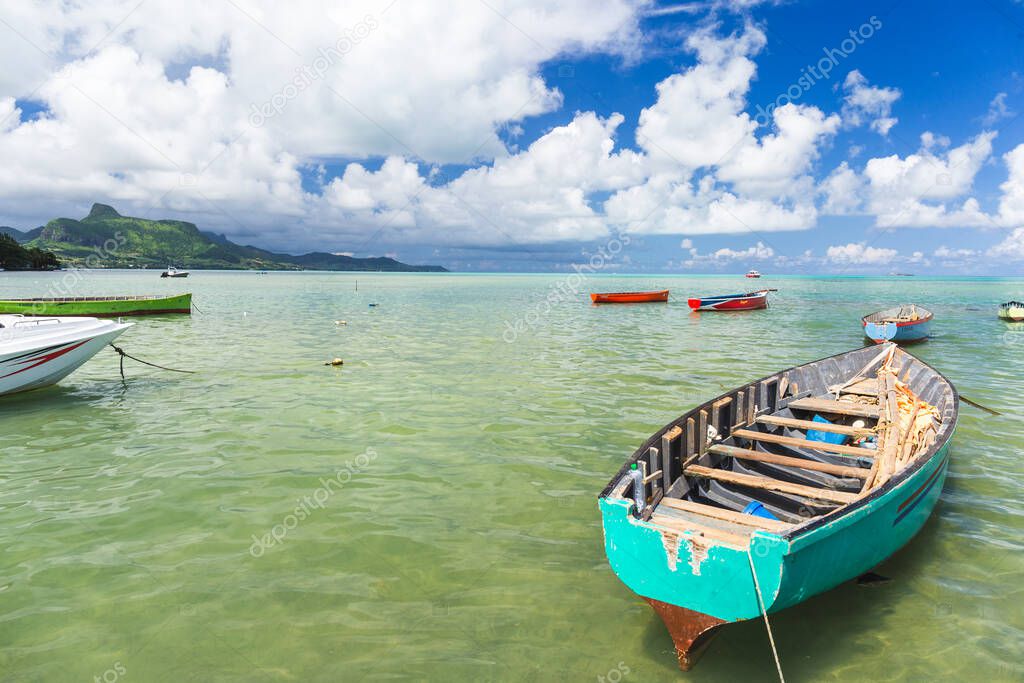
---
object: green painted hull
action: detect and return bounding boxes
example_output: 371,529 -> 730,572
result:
0,294 -> 191,317
599,438 -> 952,622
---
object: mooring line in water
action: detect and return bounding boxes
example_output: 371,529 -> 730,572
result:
959,395 -> 1000,416
109,343 -> 196,381
747,550 -> 785,683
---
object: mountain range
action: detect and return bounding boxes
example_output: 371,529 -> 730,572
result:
1,204 -> 447,272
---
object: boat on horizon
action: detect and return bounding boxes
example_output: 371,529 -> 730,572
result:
0,315 -> 131,396
598,344 -> 956,670
161,266 -> 189,278
998,301 -> 1024,321
862,304 -> 932,344
0,294 -> 192,317
591,290 -> 669,304
745,269 -> 761,278
687,289 -> 774,311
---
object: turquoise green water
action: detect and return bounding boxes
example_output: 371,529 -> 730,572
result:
0,271 -> 1021,682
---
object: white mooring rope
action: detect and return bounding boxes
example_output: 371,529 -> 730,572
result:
747,549 -> 785,683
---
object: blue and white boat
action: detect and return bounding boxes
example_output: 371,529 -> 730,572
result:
862,304 -> 932,344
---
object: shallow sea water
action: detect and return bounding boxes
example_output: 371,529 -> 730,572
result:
0,271 -> 1021,682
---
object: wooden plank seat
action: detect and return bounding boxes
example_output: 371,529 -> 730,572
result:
786,397 -> 881,419
684,465 -> 857,505
708,444 -> 870,479
658,496 -> 792,532
756,414 -> 876,438
731,428 -> 877,458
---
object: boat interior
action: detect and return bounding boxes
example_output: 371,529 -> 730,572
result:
606,345 -> 956,547
863,304 -> 931,324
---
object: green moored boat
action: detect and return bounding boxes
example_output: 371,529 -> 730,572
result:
0,294 -> 192,317
998,301 -> 1024,321
599,344 -> 957,670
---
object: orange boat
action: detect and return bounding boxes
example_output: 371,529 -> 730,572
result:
590,290 -> 669,304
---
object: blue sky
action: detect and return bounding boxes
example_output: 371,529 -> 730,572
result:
408,0 -> 1024,273
0,0 -> 1022,273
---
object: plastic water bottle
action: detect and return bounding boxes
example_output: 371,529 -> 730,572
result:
630,463 -> 645,514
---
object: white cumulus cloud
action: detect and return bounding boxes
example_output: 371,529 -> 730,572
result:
987,228 -> 1024,261
841,70 -> 901,135
826,242 -> 898,265
863,131 -> 996,228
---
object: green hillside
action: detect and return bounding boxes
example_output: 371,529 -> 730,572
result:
0,233 -> 59,271
17,203 -> 446,271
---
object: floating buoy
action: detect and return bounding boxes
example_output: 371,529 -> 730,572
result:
325,358 -> 344,366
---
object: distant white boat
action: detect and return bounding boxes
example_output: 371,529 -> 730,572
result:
0,315 -> 131,396
745,269 -> 761,278
161,266 -> 189,278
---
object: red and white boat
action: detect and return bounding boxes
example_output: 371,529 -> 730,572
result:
0,315 -> 131,396
745,269 -> 761,278
687,289 -> 774,312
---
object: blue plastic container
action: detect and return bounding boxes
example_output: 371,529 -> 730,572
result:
806,414 -> 850,445
742,500 -> 779,521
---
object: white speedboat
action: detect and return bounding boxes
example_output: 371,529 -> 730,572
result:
0,315 -> 131,396
161,266 -> 189,278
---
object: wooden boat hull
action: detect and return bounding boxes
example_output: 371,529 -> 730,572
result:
600,438 -> 950,613
598,345 -> 957,669
591,290 -> 669,304
862,305 -> 932,343
687,291 -> 769,311
0,294 -> 192,317
863,318 -> 932,343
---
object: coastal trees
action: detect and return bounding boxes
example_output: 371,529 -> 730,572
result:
0,233 -> 60,270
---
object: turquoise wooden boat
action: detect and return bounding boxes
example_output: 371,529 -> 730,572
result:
598,344 -> 957,670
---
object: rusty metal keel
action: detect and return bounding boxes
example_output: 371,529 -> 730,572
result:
644,597 -> 727,671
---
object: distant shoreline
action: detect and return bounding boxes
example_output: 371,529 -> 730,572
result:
5,269 -> 1024,279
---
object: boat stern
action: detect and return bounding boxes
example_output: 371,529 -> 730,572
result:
863,320 -> 897,343
598,493 -> 788,622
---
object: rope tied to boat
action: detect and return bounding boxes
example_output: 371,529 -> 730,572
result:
747,549 -> 785,683
109,343 -> 196,381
